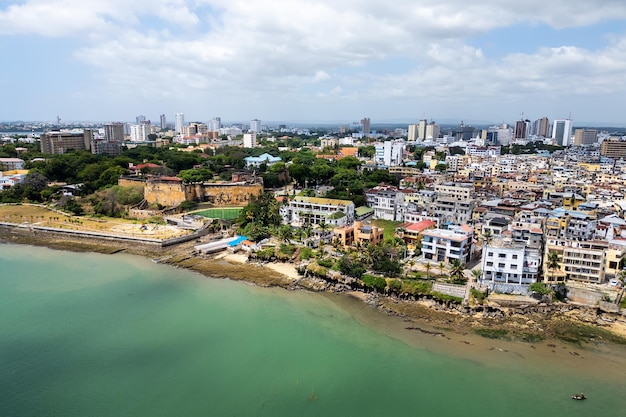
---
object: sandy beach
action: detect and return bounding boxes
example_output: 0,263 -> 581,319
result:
219,252 -> 301,280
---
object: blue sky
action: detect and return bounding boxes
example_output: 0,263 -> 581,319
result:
2,0 -> 626,126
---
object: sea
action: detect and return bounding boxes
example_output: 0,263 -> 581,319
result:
1,243 -> 625,417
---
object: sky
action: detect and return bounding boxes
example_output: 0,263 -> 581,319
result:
2,0 -> 626,126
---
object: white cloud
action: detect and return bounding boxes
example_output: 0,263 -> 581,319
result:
3,0 -> 626,121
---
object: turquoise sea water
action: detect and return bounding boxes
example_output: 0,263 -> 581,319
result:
1,243 -> 625,417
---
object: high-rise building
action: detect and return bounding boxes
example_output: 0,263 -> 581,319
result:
573,129 -> 598,146
514,120 -> 528,139
250,119 -> 262,133
130,124 -> 149,142
160,114 -> 167,130
407,124 -> 418,141
136,115 -> 146,124
552,119 -> 573,146
175,112 -> 185,134
243,132 -> 257,148
533,117 -> 550,137
104,123 -> 125,142
40,130 -> 91,154
600,138 -> 626,158
425,122 -> 440,140
361,118 -> 371,136
208,117 -> 221,132
417,119 -> 427,140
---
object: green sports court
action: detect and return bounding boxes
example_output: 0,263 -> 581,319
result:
194,207 -> 243,220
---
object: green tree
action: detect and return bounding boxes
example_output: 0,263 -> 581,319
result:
547,251 -> 561,281
424,262 -> 432,280
449,259 -> 465,284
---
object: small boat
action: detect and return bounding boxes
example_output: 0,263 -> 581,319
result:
571,393 -> 586,401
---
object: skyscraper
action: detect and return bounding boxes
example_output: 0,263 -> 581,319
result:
417,119 -> 427,140
160,114 -> 167,130
533,117 -> 550,137
361,117 -> 371,136
514,120 -> 528,139
425,122 -> 440,140
104,122 -> 125,142
209,117 -> 221,132
250,119 -> 262,133
552,119 -> 573,146
175,112 -> 185,134
407,124 -> 418,141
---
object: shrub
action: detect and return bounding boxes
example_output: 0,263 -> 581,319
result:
299,247 -> 313,260
317,258 -> 334,268
179,200 -> 199,211
529,282 -> 551,295
431,291 -> 463,304
470,288 -> 487,304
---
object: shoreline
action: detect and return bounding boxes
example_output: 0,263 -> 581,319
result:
3,231 -> 626,355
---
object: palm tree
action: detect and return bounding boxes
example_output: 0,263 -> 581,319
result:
482,229 -> 493,246
449,259 -> 465,283
547,251 -> 561,282
438,261 -> 446,278
471,268 -> 482,285
424,262 -> 432,280
277,225 -> 293,243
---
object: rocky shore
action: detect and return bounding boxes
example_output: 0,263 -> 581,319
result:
3,229 -> 626,348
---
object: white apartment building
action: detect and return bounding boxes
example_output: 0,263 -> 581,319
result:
175,112 -> 185,134
421,228 -> 472,264
130,124 -> 148,142
481,237 -> 541,288
365,185 -> 405,221
243,132 -> 257,148
375,141 -> 404,166
281,196 -> 355,227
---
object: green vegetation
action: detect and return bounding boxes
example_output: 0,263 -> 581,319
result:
474,328 -> 509,339
530,282 -> 552,296
470,288 -> 487,304
552,321 -> 626,345
431,292 -> 463,304
372,219 -> 401,240
362,274 -> 387,292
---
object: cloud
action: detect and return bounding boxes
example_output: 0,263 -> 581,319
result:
3,0 -> 626,121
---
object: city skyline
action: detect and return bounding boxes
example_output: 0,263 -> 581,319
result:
2,1 -> 626,124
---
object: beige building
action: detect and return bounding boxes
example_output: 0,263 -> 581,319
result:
41,130 -> 92,154
600,138 -> 626,159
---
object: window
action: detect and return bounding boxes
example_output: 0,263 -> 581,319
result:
498,253 -> 506,258
498,263 -> 505,268
486,261 -> 493,266
512,254 -> 518,259
487,252 -> 493,257
511,264 -> 517,269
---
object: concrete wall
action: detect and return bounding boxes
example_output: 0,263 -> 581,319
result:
567,286 -> 603,305
432,282 -> 466,299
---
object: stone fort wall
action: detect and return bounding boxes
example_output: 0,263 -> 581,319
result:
119,177 -> 262,207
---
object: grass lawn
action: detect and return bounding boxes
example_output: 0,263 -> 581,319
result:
372,219 -> 402,240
